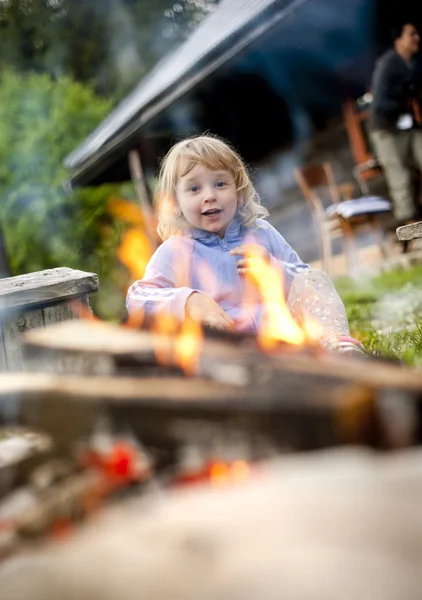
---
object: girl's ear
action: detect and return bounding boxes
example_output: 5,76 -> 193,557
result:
237,194 -> 244,208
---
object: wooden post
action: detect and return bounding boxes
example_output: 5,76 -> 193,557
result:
128,149 -> 158,250
0,267 -> 98,372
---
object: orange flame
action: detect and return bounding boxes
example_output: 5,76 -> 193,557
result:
125,307 -> 145,329
110,197 -> 156,281
209,460 -> 251,487
243,254 -> 306,349
151,313 -> 179,366
117,228 -> 153,282
112,197 -> 204,373
174,317 -> 203,375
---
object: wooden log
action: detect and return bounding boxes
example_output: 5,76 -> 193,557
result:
22,319 -> 422,393
0,268 -> 98,311
396,221 -> 422,241
23,320 -> 242,377
0,428 -> 53,497
0,372 -> 378,456
21,320 -> 422,449
0,269 -> 98,373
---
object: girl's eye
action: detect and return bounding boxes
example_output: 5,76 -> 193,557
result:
189,185 -> 200,193
215,181 -> 226,188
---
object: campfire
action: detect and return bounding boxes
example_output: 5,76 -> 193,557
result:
1,201 -> 422,561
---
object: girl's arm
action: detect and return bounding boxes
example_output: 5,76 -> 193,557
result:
126,239 -> 198,322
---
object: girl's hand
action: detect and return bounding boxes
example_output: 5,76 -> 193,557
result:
185,292 -> 235,332
230,244 -> 271,275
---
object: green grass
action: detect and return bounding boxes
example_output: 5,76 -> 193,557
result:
335,264 -> 422,366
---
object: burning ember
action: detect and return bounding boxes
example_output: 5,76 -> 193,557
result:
174,459 -> 252,488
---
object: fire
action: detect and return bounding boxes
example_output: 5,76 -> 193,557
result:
112,197 -> 315,372
125,307 -> 145,329
173,459 -> 252,488
109,197 -> 156,281
151,313 -> 180,367
209,461 -> 230,486
174,317 -> 203,375
243,254 -> 306,348
209,460 -> 251,487
117,227 -> 153,282
110,197 -> 204,374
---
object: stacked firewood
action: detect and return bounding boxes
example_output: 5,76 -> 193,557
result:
1,317 -> 422,598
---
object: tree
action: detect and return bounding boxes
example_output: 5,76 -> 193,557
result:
0,69 -> 130,318
0,0 -> 219,96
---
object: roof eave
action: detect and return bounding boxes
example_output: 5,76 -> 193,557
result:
66,0 -> 310,188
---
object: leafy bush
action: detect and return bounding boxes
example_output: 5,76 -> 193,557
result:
0,70 -> 135,319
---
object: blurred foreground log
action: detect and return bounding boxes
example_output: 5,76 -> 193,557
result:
0,371 -> 377,461
21,320 -> 422,450
2,448 -> 422,600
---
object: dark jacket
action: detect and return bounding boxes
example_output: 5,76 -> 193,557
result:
370,48 -> 422,131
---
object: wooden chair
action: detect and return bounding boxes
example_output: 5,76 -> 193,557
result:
295,162 -> 391,275
342,98 -> 384,195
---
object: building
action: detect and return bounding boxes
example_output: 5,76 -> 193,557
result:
65,0 -> 419,261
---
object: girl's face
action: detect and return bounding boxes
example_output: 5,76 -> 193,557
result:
175,164 -> 238,238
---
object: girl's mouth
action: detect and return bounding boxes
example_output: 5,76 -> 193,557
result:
202,208 -> 222,217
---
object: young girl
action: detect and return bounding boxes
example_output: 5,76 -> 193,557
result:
127,135 -> 364,354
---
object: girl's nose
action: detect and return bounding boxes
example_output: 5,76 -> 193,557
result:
203,187 -> 216,201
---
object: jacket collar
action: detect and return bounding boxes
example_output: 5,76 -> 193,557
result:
190,218 -> 242,246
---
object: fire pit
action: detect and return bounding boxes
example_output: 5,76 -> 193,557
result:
1,299 -> 422,560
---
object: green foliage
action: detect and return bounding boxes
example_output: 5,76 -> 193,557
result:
0,0 -> 219,97
336,265 -> 422,366
0,69 -> 132,319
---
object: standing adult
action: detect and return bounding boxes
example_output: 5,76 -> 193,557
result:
370,23 -> 422,224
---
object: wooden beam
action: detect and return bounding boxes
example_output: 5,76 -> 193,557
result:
0,371 -> 378,453
0,268 -> 98,312
396,221 -> 422,241
22,319 -> 422,394
0,268 -> 98,373
128,149 -> 158,250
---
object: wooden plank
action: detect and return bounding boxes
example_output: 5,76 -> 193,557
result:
0,323 -> 8,372
2,308 -> 45,372
0,268 -> 98,312
396,221 -> 422,241
42,296 -> 92,327
0,372 -> 377,453
22,319 -> 422,393
24,320 -> 155,355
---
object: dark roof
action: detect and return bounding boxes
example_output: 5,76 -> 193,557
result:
65,0 -> 309,187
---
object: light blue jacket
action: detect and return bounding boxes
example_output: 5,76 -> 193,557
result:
126,218 -> 309,334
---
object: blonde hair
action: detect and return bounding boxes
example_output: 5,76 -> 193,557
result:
154,134 -> 269,240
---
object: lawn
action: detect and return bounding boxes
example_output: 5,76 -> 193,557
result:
335,264 -> 422,366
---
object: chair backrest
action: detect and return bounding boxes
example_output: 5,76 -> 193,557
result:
295,162 -> 341,216
342,98 -> 382,187
342,98 -> 373,166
